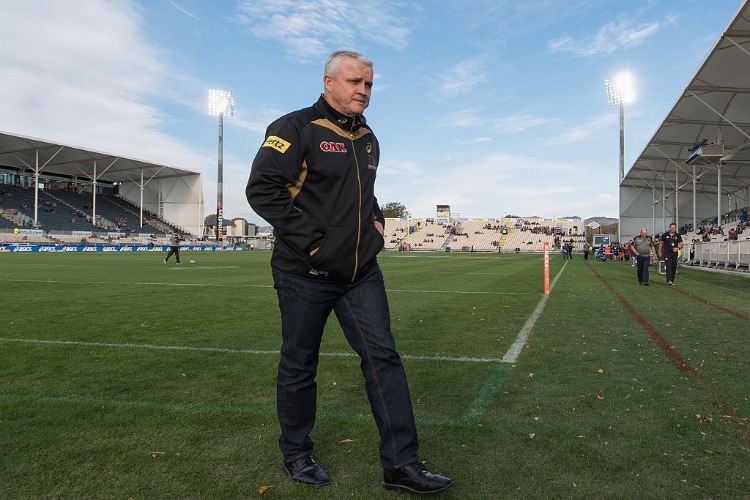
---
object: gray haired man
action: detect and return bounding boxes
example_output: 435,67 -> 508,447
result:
632,228 -> 655,285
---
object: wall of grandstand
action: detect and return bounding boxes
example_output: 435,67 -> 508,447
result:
117,174 -> 203,237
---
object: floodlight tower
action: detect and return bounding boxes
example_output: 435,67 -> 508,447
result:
605,73 -> 634,244
605,73 -> 634,184
208,89 -> 234,242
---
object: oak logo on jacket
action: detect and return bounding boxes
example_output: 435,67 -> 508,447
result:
319,141 -> 347,152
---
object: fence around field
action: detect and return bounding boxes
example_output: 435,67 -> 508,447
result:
692,239 -> 750,270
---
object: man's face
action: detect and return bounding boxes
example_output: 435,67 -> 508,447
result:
324,58 -> 373,117
641,228 -> 648,237
670,224 -> 677,233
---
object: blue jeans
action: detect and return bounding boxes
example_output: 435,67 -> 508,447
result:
636,254 -> 651,283
272,264 -> 419,468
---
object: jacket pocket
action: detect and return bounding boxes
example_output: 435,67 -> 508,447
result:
308,225 -> 358,275
358,223 -> 385,266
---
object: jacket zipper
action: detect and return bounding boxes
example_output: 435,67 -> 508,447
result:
351,132 -> 362,283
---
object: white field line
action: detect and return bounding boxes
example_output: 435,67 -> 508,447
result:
3,263 -> 562,365
4,278 -> 533,295
0,337 -> 504,363
5,279 -> 272,288
501,260 -> 567,364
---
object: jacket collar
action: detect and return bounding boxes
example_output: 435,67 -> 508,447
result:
314,95 -> 367,132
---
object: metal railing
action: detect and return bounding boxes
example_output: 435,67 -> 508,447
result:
692,240 -> 750,270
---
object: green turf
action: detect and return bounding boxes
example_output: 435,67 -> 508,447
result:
1,251 -> 748,498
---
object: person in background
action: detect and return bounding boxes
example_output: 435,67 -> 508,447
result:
246,50 -> 452,495
632,228 -> 655,286
661,223 -> 683,285
164,233 -> 182,264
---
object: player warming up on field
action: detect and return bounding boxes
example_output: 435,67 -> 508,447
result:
163,233 -> 182,264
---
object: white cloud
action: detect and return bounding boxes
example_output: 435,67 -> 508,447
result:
0,0 -> 238,222
443,110 -> 556,135
234,0 -> 411,60
0,1 -> 202,167
488,114 -> 558,135
548,19 -> 661,57
443,109 -> 480,128
379,149 -> 597,219
170,1 -> 199,20
437,57 -> 488,97
542,114 -> 615,147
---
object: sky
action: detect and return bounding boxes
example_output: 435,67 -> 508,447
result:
0,0 -> 745,225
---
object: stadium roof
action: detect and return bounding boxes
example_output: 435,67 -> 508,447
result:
623,0 -> 750,197
0,130 -> 199,185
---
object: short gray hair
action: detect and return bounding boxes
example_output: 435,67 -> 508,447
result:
324,50 -> 373,79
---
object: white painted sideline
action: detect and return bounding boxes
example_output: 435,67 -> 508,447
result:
0,337 -> 503,364
5,279 -> 534,295
501,260 -> 567,364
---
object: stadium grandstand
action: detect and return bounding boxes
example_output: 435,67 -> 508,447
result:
617,1 -> 750,271
0,131 -> 211,247
2,2 -> 748,270
381,213 -> 587,255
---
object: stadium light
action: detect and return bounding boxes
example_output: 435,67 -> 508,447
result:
208,89 -> 234,242
605,72 -> 635,184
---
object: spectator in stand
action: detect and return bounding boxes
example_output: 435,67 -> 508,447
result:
661,223 -> 683,286
164,233 -> 182,264
633,228 -> 655,286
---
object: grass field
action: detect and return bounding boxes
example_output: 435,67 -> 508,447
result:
1,250 -> 749,498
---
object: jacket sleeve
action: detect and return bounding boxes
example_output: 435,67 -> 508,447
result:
246,118 -> 322,254
373,197 -> 385,227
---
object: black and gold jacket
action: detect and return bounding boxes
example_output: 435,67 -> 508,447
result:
246,96 -> 385,283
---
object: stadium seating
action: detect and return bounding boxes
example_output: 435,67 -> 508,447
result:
0,183 -> 186,235
444,220 -> 502,252
398,220 -> 452,251
381,216 -> 590,254
383,219 -> 409,249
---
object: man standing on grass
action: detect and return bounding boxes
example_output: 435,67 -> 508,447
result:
632,228 -> 655,286
246,50 -> 452,495
164,233 -> 182,264
661,222 -> 683,285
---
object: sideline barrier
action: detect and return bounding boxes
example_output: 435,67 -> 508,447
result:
692,240 -> 750,270
0,245 -> 244,253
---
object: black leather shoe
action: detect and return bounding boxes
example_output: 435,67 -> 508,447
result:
383,462 -> 453,495
283,456 -> 330,487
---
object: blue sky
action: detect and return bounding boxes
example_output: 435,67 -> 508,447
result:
0,0 -> 744,224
